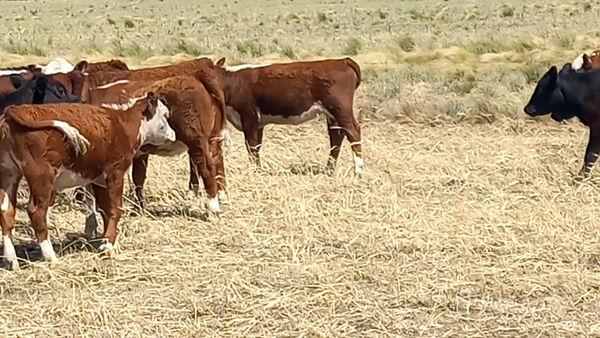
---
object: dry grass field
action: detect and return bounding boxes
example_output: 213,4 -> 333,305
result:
2,0 -> 600,337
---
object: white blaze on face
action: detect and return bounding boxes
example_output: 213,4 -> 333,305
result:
572,54 -> 585,71
139,99 -> 176,147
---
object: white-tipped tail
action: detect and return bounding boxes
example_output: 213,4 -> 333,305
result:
52,121 -> 90,156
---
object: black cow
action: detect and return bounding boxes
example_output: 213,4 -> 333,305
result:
0,73 -> 81,113
524,65 -> 600,178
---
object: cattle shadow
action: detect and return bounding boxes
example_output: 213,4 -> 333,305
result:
0,231 -> 105,271
260,163 -> 333,177
125,203 -> 213,221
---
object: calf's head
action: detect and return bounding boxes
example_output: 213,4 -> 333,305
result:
9,73 -> 82,104
139,92 -> 176,147
47,61 -> 90,102
523,66 -> 570,121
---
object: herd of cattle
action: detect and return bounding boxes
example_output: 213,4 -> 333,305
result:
0,55 -> 364,270
0,46 -> 598,271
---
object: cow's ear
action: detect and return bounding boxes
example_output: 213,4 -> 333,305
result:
9,74 -> 26,89
33,75 -> 49,104
584,54 -> 593,68
146,91 -> 158,116
74,60 -> 88,73
215,57 -> 226,67
27,64 -> 41,74
549,66 -> 558,82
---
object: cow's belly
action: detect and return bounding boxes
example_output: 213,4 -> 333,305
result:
226,101 -> 329,129
138,140 -> 189,157
260,102 -> 326,127
225,107 -> 243,131
53,166 -> 106,191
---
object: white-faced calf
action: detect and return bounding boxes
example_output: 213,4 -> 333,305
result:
0,92 -> 176,270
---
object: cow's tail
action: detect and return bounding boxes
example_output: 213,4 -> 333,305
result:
193,69 -> 231,154
5,109 -> 90,156
344,58 -> 362,89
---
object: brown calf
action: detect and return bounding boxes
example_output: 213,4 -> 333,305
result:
0,93 -> 176,270
71,58 -> 227,200
76,59 -> 129,73
84,73 -> 229,219
73,58 -> 216,94
211,57 -> 364,174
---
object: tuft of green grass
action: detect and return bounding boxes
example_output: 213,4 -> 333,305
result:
498,4 -> 515,17
552,32 -> 574,49
463,36 -> 533,54
236,40 -> 265,57
280,44 -> 296,59
3,39 -> 46,56
520,63 -> 548,84
395,34 -> 415,52
342,37 -> 362,56
124,19 -> 135,28
162,40 -> 205,56
316,12 -> 327,22
110,40 -> 154,59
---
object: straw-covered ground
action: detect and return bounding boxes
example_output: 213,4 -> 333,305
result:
1,0 -> 600,337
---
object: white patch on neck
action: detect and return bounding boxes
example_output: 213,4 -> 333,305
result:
96,80 -> 130,89
572,54 -> 584,70
225,63 -> 270,72
101,96 -> 145,110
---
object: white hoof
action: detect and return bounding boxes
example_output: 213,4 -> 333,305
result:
3,235 -> 19,271
99,240 -> 117,255
205,196 -> 221,213
353,153 -> 363,175
217,190 -> 228,204
39,239 -> 57,262
187,185 -> 200,199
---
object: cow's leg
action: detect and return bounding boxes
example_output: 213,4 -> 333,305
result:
83,185 -> 100,239
91,175 -> 125,254
323,99 -> 363,174
578,127 -> 600,179
216,152 -> 228,204
132,154 -> 149,208
74,187 -> 86,202
0,172 -> 22,270
240,112 -> 263,167
326,118 -> 346,174
208,135 -> 228,204
190,145 -> 220,213
187,154 -> 200,199
26,176 -> 58,263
